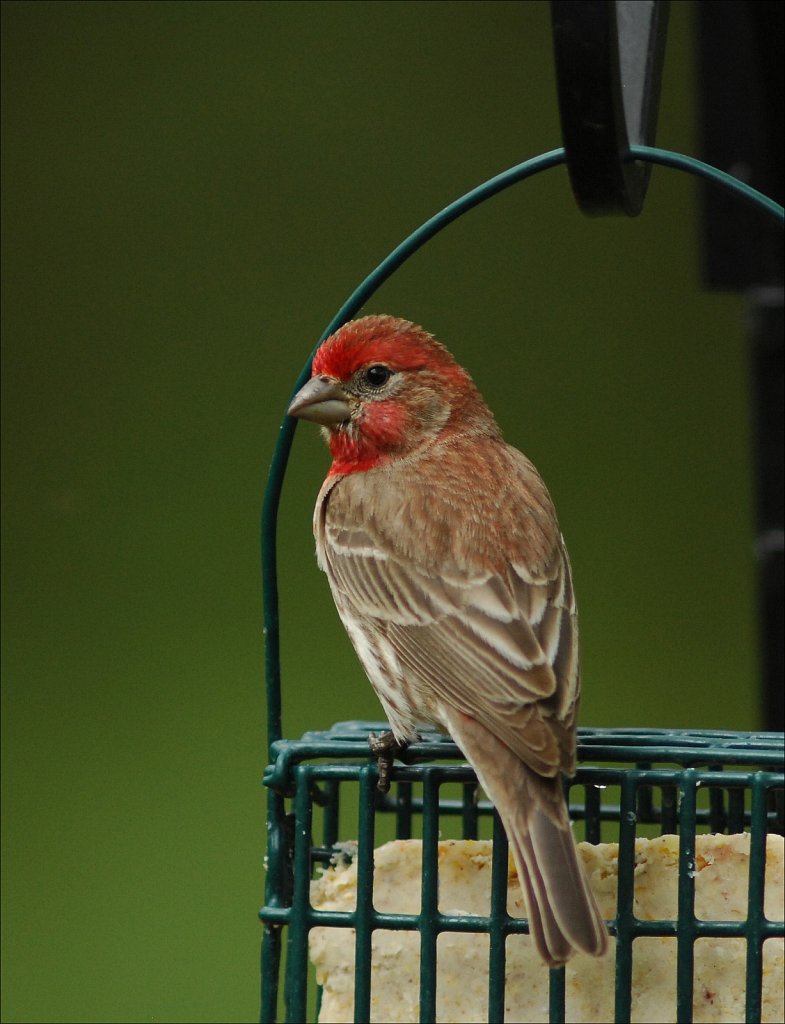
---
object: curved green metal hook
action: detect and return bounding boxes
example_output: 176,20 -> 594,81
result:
628,145 -> 785,222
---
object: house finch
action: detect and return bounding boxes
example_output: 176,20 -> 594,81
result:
288,314 -> 608,965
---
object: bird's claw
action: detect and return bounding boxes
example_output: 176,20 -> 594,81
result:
367,731 -> 408,794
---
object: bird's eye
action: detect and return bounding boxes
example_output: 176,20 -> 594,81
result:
362,364 -> 392,388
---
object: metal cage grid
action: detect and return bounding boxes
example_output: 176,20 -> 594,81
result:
261,725 -> 784,1023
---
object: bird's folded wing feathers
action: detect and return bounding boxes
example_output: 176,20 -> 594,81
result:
321,498 -> 579,776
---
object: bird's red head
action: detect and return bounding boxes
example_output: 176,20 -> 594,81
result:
312,316 -> 456,380
288,315 -> 498,475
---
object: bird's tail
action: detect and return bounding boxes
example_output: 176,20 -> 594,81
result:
443,708 -> 609,967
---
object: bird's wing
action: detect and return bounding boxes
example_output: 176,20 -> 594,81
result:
317,441 -> 580,776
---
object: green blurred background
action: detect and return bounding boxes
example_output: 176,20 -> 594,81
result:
1,1 -> 763,1021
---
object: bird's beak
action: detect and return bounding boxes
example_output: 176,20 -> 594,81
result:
287,375 -> 351,426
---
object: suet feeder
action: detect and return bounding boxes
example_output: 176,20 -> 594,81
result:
260,4 -> 784,1021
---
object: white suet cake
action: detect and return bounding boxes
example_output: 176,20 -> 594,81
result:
309,833 -> 784,1023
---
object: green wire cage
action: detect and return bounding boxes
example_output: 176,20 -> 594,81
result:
261,725 -> 783,1022
260,8 -> 784,1022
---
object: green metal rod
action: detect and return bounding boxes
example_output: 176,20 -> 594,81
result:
627,145 -> 785,222
261,900 -> 779,939
613,773 -> 639,1024
418,772 -> 441,1024
353,767 -> 376,1023
675,770 -> 699,1024
744,775 -> 770,1024
487,813 -> 510,1024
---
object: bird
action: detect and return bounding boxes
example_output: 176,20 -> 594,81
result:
287,314 -> 608,966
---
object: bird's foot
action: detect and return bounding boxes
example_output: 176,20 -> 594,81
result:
367,731 -> 409,794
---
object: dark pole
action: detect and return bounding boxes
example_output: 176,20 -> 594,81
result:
696,1 -> 784,731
